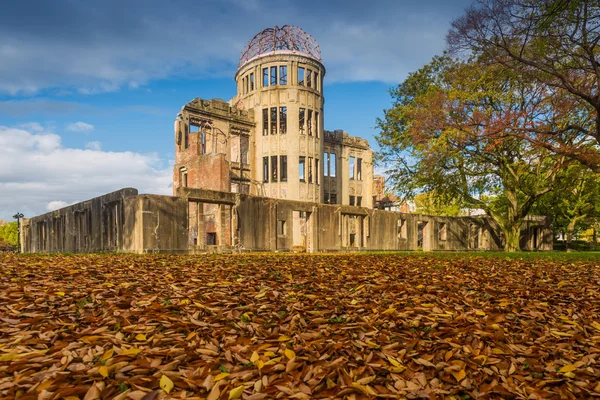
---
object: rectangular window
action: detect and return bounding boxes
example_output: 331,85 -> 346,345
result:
271,155 -> 278,182
350,195 -> 355,206
270,107 -> 277,134
439,222 -> 447,241
308,157 -> 313,183
307,110 -> 313,135
330,194 -> 337,204
315,111 -> 319,137
315,159 -> 319,184
240,135 -> 249,164
279,106 -> 287,134
307,69 -> 312,88
277,220 -> 287,236
330,153 -> 337,177
263,68 -> 269,87
201,132 -> 206,154
280,65 -> 287,85
324,152 -> 329,176
299,108 -> 305,133
250,73 -> 254,90
263,157 -> 268,182
314,72 -> 319,91
299,156 -> 306,181
349,156 -> 355,179
324,193 -> 329,204
280,155 -> 288,182
357,196 -> 362,207
180,168 -> 187,188
357,158 -> 362,180
246,76 -> 249,94
270,66 -> 277,86
262,108 -> 268,136
298,67 -> 305,86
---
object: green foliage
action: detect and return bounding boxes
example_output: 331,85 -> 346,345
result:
0,221 -> 18,248
414,191 -> 464,217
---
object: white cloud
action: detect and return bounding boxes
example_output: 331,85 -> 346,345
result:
0,125 -> 172,220
85,141 -> 102,151
46,200 -> 69,211
66,121 -> 94,133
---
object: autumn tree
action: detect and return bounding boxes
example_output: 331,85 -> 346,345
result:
448,0 -> 600,170
377,55 -> 567,251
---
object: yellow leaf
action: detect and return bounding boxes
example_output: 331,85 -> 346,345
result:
98,365 -> 109,378
180,299 -> 190,305
264,351 -> 276,358
451,370 -> 466,382
264,356 -> 282,366
389,365 -> 406,373
121,348 -> 142,356
557,280 -> 567,288
590,322 -> 600,331
214,372 -> 230,382
475,311 -> 486,316
186,332 -> 197,340
256,360 -> 264,369
351,382 -> 376,396
421,303 -> 434,308
135,333 -> 147,341
550,330 -> 573,338
284,349 -> 296,359
382,307 -> 396,315
326,377 -> 336,388
55,291 -> 65,297
101,349 -> 114,361
228,385 -> 244,399
277,335 -> 291,342
250,351 -> 260,363
416,284 -> 424,289
160,374 -> 174,394
559,364 -> 576,373
285,273 -> 293,281
388,356 -> 401,367
365,340 -> 379,348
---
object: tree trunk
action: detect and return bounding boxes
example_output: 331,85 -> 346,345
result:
566,218 -> 577,252
504,225 -> 521,252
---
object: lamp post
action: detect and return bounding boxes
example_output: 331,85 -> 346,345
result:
12,212 -> 24,253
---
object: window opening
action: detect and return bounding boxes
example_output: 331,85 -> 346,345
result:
271,155 -> 278,182
263,157 -> 268,182
357,158 -> 362,180
298,67 -> 305,86
263,68 -> 269,87
349,156 -> 355,179
329,153 -> 337,177
280,65 -> 287,85
307,110 -> 313,136
299,156 -> 306,181
307,69 -> 312,88
250,73 -> 254,90
279,106 -> 287,134
280,155 -> 288,182
270,107 -> 277,134
262,109 -> 268,135
270,66 -> 277,86
308,157 -> 313,183
299,108 -> 305,133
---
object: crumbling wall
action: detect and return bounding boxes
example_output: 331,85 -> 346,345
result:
21,188 -> 138,253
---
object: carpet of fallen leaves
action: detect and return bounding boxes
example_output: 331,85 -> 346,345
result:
1,253 -> 600,400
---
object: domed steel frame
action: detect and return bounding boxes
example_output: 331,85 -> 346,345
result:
238,25 -> 321,68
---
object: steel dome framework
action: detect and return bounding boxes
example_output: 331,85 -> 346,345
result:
238,25 -> 321,68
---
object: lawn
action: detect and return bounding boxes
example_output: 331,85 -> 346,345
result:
1,253 -> 599,399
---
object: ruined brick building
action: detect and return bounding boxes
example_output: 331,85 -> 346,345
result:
20,26 -> 552,253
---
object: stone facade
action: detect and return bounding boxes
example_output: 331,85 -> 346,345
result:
20,188 -> 553,253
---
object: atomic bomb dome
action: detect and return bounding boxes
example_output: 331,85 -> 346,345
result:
238,25 -> 321,68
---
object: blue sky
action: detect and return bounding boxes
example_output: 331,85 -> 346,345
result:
0,0 -> 472,221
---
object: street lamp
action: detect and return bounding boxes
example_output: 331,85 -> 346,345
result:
13,212 -> 24,253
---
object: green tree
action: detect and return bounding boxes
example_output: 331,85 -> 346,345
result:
532,162 -> 600,250
377,55 -> 567,251
0,221 -> 18,248
414,191 -> 465,217
448,0 -> 600,171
